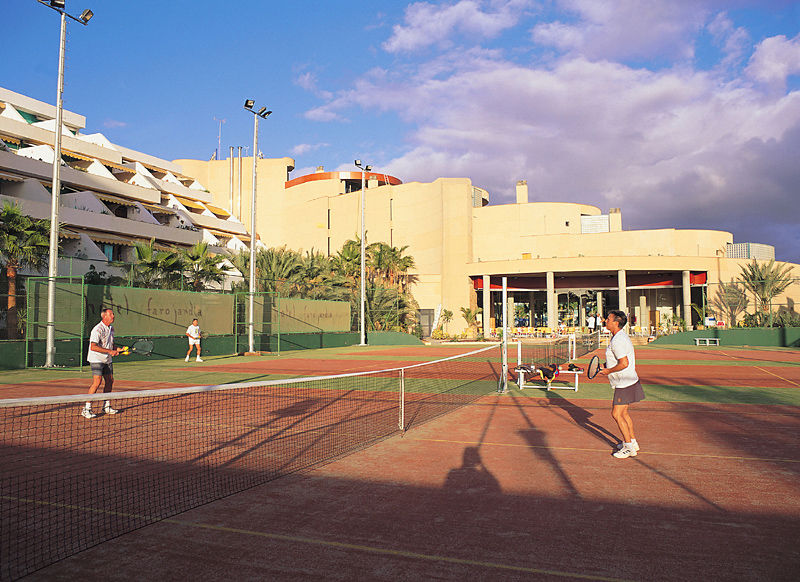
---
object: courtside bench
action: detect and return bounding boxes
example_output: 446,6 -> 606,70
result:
694,337 -> 720,346
515,365 -> 583,392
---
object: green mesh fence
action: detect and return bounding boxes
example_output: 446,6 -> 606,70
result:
25,277 -> 86,368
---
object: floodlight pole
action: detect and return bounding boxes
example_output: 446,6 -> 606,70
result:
354,160 -> 371,346
243,101 -> 271,353
40,1 -> 93,368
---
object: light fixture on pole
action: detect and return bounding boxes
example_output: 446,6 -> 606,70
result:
243,100 -> 271,353
354,159 -> 371,346
37,0 -> 93,368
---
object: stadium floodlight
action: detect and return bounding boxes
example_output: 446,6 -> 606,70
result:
37,0 -> 93,367
354,159 -> 374,346
243,100 -> 272,353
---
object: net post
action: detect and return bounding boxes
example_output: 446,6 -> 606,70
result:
517,340 -> 522,367
398,368 -> 405,432
500,276 -> 508,393
569,333 -> 576,360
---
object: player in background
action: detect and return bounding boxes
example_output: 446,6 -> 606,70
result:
185,318 -> 203,362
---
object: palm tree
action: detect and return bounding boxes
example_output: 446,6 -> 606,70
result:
182,241 -> 227,292
127,239 -> 182,289
439,308 -> 453,333
461,306 -> 482,338
711,279 -> 748,327
255,246 -> 302,295
296,249 -> 336,299
0,202 -> 50,338
738,259 -> 795,326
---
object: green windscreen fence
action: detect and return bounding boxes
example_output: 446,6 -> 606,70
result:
25,277 -> 86,368
235,291 -> 280,354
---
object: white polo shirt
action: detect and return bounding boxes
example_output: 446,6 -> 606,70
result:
186,324 -> 200,344
605,329 -> 639,389
87,321 -> 114,364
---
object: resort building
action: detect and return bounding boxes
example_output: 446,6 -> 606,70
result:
2,84 -> 797,336
0,86 -> 253,284
175,159 -> 800,337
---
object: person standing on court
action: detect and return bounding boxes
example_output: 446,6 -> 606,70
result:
587,312 -> 596,332
82,307 -> 122,419
599,310 -> 645,458
185,318 -> 203,362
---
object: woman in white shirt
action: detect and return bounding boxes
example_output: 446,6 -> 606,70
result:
599,310 -> 645,459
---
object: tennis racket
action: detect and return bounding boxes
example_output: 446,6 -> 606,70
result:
120,338 -> 154,356
200,331 -> 209,339
586,355 -> 602,379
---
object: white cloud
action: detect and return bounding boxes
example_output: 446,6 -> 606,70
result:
383,0 -> 530,53
707,12 -> 751,71
103,119 -> 127,129
294,71 -> 333,100
290,142 -> 330,156
531,0 -> 709,61
303,1 -> 800,261
745,33 -> 800,89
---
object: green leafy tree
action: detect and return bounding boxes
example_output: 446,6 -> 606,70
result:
439,308 -> 453,333
738,259 -> 795,327
182,241 -> 227,292
126,239 -> 182,289
461,306 -> 482,338
255,246 -> 302,295
711,279 -> 748,327
0,202 -> 51,338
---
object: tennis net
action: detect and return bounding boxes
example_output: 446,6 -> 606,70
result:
0,344 -> 500,581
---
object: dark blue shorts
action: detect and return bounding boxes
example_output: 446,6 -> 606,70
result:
90,362 -> 113,377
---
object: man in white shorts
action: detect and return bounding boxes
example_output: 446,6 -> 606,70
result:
185,318 -> 203,362
82,307 -> 122,419
599,309 -> 645,459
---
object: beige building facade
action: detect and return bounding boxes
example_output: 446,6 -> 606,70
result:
175,158 -> 800,336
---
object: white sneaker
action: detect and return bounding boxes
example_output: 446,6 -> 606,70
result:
613,445 -> 637,459
185,356 -> 190,362
81,408 -> 97,419
616,441 -> 640,451
195,357 -> 203,362
104,404 -> 119,415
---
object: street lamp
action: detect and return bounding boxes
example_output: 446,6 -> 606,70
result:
38,0 -> 93,368
243,100 -> 271,353
354,159 -> 371,346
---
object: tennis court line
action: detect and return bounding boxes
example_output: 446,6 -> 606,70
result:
411,438 -> 800,464
3,495 -> 631,582
753,366 -> 799,387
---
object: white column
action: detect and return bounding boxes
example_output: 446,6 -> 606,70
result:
579,294 -> 586,328
618,270 -> 627,328
546,271 -> 556,330
596,291 -> 603,319
682,270 -> 692,330
482,275 -> 491,337
639,294 -> 648,332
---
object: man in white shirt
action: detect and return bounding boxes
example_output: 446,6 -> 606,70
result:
587,313 -> 596,331
82,307 -> 122,419
599,310 -> 645,458
185,318 -> 203,362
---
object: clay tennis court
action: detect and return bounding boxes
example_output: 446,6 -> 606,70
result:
3,343 -> 800,580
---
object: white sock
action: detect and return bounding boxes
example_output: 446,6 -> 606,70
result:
105,401 -> 111,408
84,402 -> 91,409
631,438 -> 638,445
624,441 -> 633,448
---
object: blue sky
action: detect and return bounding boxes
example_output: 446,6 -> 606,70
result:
3,0 -> 800,261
